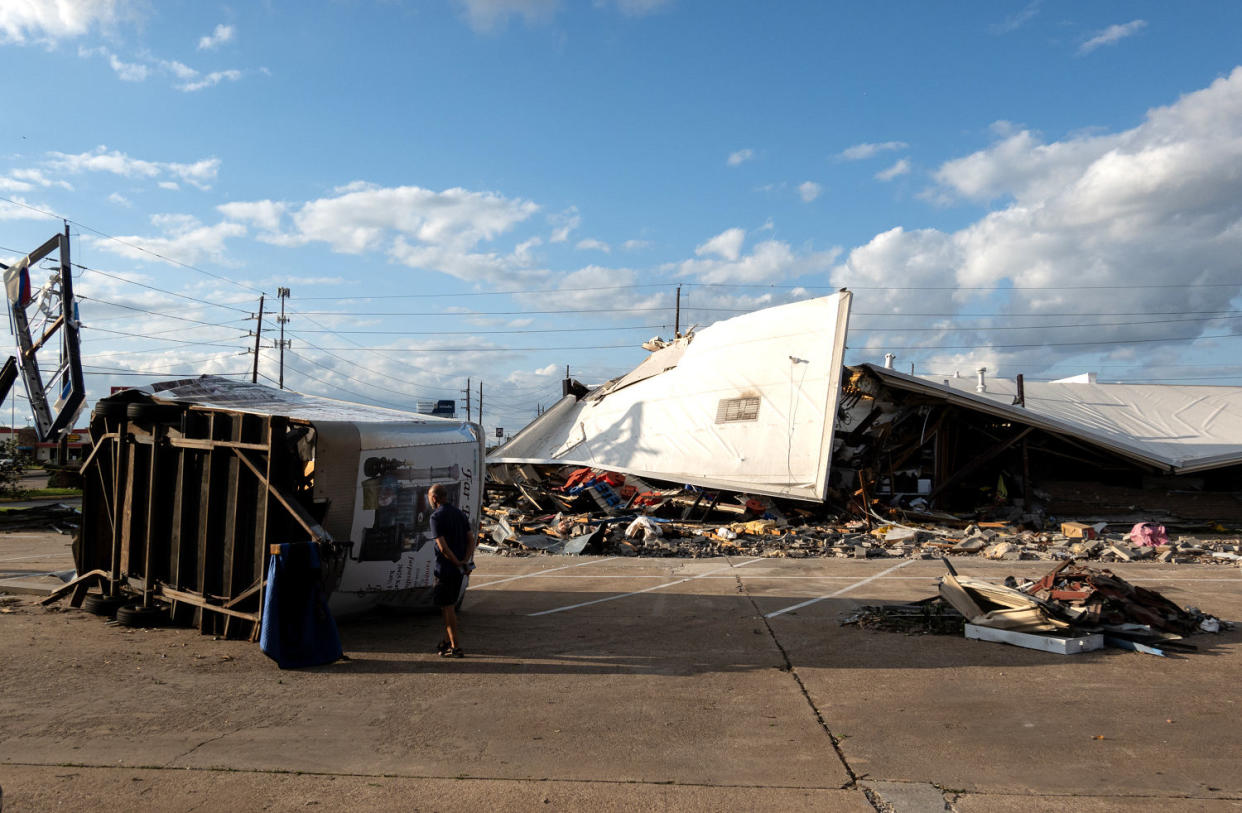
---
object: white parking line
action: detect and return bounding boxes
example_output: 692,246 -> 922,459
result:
470,557 -> 619,588
764,559 -> 917,618
529,557 -> 765,616
0,553 -> 61,563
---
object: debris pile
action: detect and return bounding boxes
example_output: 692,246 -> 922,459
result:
481,465 -> 1242,566
842,559 -> 1230,656
0,503 -> 80,534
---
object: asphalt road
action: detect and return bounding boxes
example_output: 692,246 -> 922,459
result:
1,532 -> 1239,812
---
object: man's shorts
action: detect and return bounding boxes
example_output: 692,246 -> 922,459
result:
434,568 -> 464,607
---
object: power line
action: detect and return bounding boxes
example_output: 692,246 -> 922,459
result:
74,264 -> 252,313
0,195 -> 264,295
866,331 -> 1242,351
77,294 -> 252,330
82,324 -> 249,348
288,323 -> 671,336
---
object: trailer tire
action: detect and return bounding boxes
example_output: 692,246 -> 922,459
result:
94,401 -> 129,420
116,604 -> 167,628
81,593 -> 124,617
125,402 -> 183,423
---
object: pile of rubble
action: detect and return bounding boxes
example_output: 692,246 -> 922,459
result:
480,466 -> 1242,566
842,559 -> 1230,656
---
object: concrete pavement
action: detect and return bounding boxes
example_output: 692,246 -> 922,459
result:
0,531 -> 1239,811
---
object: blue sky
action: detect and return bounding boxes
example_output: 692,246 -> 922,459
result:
2,1 -> 1241,438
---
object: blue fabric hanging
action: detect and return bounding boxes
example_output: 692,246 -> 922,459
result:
259,542 -> 343,669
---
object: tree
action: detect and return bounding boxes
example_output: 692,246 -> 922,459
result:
0,438 -> 26,499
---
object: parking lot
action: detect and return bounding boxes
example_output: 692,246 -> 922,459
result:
1,532 -> 1240,811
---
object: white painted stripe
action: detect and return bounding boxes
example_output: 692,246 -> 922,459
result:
764,559 -> 917,618
470,557 -> 619,588
529,557 -> 765,616
0,553 -> 61,563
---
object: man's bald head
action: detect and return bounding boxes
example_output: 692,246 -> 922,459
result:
429,483 -> 448,506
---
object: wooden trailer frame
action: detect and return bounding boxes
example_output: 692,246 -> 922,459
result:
66,393 -> 342,640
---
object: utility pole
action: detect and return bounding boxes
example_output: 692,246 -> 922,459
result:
674,284 -> 681,337
250,294 -> 265,383
276,288 -> 290,389
478,380 -> 483,431
461,377 -> 471,423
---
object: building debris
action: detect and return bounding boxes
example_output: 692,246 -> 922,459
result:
0,503 -> 80,533
842,558 -> 1230,657
479,465 -> 1242,567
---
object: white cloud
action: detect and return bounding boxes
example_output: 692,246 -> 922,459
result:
838,141 -> 908,161
621,239 -> 651,251
1079,20 -> 1146,55
197,23 -> 234,50
575,237 -> 611,252
611,0 -> 673,15
990,0 -> 1039,35
178,69 -> 243,92
234,183 -> 542,285
218,199 -> 287,232
158,181 -> 180,190
798,181 -> 822,202
0,176 -> 32,192
681,239 -> 839,285
160,59 -> 198,80
107,51 -> 147,80
107,192 -> 131,206
875,158 -> 911,181
727,148 -> 754,167
90,214 -> 246,266
695,227 -> 745,261
513,235 -> 542,265
45,146 -> 220,190
548,206 -> 580,243
0,196 -> 51,221
456,0 -> 560,31
835,66 -> 1242,375
0,0 -> 125,45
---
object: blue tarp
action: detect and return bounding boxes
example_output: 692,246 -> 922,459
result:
259,542 -> 343,669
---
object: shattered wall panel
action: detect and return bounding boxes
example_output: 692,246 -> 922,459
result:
489,294 -> 852,501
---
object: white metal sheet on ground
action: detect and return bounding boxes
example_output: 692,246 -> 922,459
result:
867,366 -> 1242,473
489,294 -> 853,501
965,623 -> 1104,655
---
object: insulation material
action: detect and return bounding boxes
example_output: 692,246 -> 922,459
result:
866,366 -> 1242,473
489,294 -> 853,501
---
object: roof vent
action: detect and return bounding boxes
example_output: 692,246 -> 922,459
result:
883,353 -> 896,369
976,367 -> 987,393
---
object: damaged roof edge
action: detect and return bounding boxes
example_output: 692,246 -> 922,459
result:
862,364 -> 1242,474
488,293 -> 853,502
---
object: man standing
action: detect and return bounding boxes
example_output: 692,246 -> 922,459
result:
429,483 -> 473,657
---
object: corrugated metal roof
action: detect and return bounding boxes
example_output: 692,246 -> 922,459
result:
864,364 -> 1242,473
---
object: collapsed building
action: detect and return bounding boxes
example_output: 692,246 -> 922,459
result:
487,294 -> 1242,551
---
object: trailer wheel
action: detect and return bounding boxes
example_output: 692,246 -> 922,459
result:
81,593 -> 124,617
116,604 -> 168,628
125,402 -> 183,423
93,401 -> 129,420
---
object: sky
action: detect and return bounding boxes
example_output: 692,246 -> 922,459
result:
1,0 -> 1241,440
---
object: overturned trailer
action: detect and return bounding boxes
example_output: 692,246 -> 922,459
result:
71,377 -> 483,637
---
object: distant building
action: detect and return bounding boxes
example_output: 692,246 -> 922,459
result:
0,426 -> 90,463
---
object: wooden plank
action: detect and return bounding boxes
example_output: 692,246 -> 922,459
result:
220,415 -> 244,638
168,437 -> 270,452
39,569 -> 107,605
168,442 -> 187,591
118,432 -> 136,577
156,584 -> 260,622
231,447 -> 328,542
